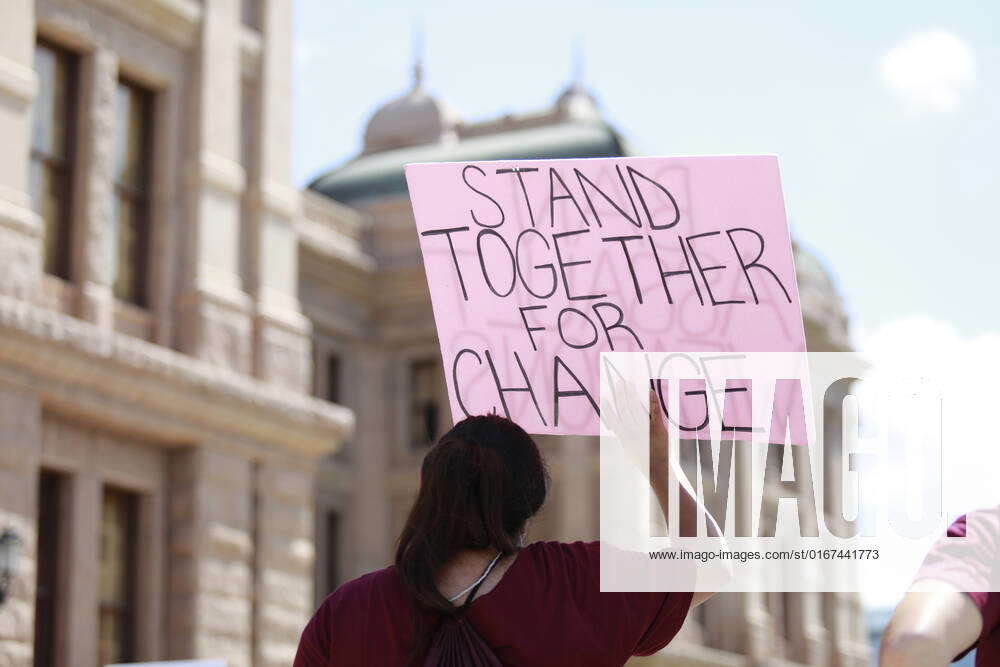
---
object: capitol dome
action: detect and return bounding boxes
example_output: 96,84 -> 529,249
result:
362,63 -> 460,154
793,241 -> 851,351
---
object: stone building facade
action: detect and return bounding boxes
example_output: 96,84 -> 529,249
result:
0,0 -> 869,665
0,1 -> 352,665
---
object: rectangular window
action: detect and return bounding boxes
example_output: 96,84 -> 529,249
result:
326,354 -> 341,404
240,79 -> 257,172
238,78 -> 258,289
112,79 -> 153,307
409,359 -> 440,448
30,40 -> 77,280
241,0 -> 260,29
98,487 -> 139,666
325,510 -> 340,594
33,470 -> 65,667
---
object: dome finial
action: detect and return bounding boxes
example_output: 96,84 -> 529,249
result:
362,19 -> 461,155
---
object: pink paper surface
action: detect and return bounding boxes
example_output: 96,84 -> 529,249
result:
405,156 -> 805,435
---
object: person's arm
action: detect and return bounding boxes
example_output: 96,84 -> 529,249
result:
648,388 -> 699,538
879,578 -> 983,667
648,387 -> 716,607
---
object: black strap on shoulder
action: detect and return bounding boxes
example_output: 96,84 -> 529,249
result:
458,570 -> 490,613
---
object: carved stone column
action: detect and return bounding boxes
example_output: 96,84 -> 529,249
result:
744,590 -> 779,662
167,447 -> 254,666
0,0 -> 42,301
351,345 -> 393,573
786,591 -> 828,664
175,0 -> 254,374
75,47 -> 118,329
826,591 -> 871,667
249,0 -> 311,393
253,459 -> 316,667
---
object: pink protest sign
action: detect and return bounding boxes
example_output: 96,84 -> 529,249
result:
405,155 -> 805,436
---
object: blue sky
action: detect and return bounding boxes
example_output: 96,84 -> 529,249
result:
292,1 -> 998,343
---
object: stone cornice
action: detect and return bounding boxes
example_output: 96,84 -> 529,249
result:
301,305 -> 371,342
298,190 -> 376,275
300,247 -> 368,285
187,150 -> 247,198
0,54 -> 37,108
297,225 -> 376,276
302,190 -> 370,239
0,295 -> 352,458
86,0 -> 202,49
261,180 -> 302,221
0,192 -> 42,237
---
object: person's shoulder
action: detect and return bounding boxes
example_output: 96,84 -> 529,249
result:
296,566 -> 408,664
520,540 -> 600,578
524,540 -> 599,559
322,566 -> 405,611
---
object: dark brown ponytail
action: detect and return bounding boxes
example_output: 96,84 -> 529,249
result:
395,415 -> 548,662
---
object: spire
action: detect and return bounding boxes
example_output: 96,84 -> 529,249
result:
411,18 -> 424,90
555,36 -> 600,120
571,35 -> 584,89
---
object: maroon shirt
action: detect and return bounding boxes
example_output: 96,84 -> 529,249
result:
294,541 -> 693,666
916,511 -> 1000,666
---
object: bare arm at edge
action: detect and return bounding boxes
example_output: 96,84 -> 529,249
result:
879,578 -> 983,667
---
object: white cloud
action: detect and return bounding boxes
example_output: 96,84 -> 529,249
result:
879,29 -> 976,113
861,315 -> 1000,516
858,315 -> 1000,609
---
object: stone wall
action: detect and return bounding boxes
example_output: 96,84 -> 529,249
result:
0,3 -> 352,664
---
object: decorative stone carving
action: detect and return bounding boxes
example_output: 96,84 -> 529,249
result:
0,224 -> 41,301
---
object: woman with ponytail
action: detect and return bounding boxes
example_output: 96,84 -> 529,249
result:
294,394 -> 704,666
